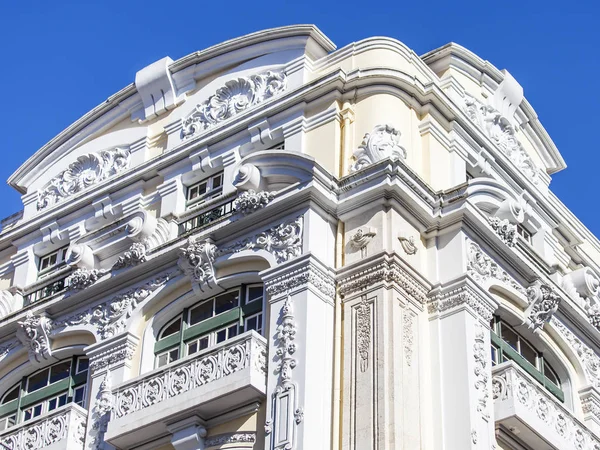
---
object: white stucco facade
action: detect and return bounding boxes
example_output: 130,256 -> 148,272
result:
0,24 -> 597,450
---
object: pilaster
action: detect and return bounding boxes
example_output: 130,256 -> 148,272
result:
427,276 -> 499,450
261,253 -> 335,450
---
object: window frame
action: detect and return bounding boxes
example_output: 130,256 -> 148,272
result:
37,245 -> 69,279
185,173 -> 224,210
154,284 -> 264,368
490,317 -> 564,401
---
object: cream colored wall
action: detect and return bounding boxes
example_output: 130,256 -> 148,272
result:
0,273 -> 13,290
304,100 -> 341,176
52,332 -> 96,350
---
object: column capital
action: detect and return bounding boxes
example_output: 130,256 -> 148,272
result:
261,253 -> 335,305
427,275 -> 499,322
86,331 -> 139,375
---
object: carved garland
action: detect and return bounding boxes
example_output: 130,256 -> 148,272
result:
233,190 -> 276,215
37,148 -> 130,210
473,322 -> 490,420
182,70 -> 287,138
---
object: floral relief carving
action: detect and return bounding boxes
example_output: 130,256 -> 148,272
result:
473,323 -> 490,419
355,296 -> 371,373
462,93 -> 538,183
182,70 -> 287,138
525,282 -> 561,331
350,124 -> 407,172
349,228 -> 376,258
67,268 -> 108,291
489,217 -> 518,247
466,241 -> 524,293
113,242 -> 147,269
17,311 -> 53,362
178,238 -> 217,288
37,147 -> 130,210
233,190 -> 276,215
403,311 -> 416,366
54,273 -> 172,340
90,373 -> 112,450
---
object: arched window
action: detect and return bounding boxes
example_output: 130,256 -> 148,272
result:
0,355 -> 89,431
154,284 -> 264,368
490,316 -> 563,401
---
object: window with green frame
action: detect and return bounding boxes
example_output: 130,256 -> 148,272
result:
0,355 -> 89,431
154,284 -> 264,368
490,316 -> 563,401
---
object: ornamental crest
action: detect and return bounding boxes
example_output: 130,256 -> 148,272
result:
178,239 -> 217,289
37,147 -> 130,210
350,124 -> 407,172
182,70 -> 287,138
525,282 -> 561,330
17,311 -> 53,362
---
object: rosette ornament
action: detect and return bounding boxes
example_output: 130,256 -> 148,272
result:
181,70 -> 287,138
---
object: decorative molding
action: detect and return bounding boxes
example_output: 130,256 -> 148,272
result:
473,322 -> 490,420
580,387 -> 600,425
182,70 -> 287,138
178,239 -> 217,289
113,334 -> 266,418
233,190 -> 276,215
356,296 -> 371,373
205,432 -> 256,448
461,93 -> 538,183
16,311 -> 53,362
398,231 -> 418,255
66,268 -> 108,291
525,281 -> 561,331
264,260 -> 335,301
466,241 -> 524,293
403,310 -> 416,367
0,290 -> 16,319
428,283 -> 496,322
348,228 -> 376,258
274,296 -> 297,387
37,148 -> 130,210
488,217 -> 518,247
338,256 -> 428,303
90,373 -> 112,450
350,124 -> 407,172
113,242 -> 147,269
0,338 -> 19,362
88,339 -> 136,373
54,273 -> 173,340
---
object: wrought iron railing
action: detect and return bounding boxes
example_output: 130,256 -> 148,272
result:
178,197 -> 235,236
24,274 -> 70,306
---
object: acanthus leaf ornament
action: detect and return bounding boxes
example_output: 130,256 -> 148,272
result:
233,190 -> 276,215
461,93 -> 538,183
182,70 -> 287,138
349,228 -> 376,258
37,147 -> 130,210
350,124 -> 407,172
178,238 -> 217,289
488,217 -> 518,247
17,311 -> 53,362
473,322 -> 490,420
525,282 -> 561,331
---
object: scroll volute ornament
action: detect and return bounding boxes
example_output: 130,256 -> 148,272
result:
350,124 -> 407,172
525,282 -> 561,331
17,311 -> 53,363
178,237 -> 218,292
233,163 -> 262,191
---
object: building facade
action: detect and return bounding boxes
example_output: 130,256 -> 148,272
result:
0,24 -> 597,450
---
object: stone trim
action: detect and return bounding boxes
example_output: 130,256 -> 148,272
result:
428,279 -> 498,321
87,332 -> 139,373
264,256 -> 335,302
205,432 -> 256,448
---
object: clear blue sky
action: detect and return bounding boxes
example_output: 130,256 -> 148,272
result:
0,1 -> 598,235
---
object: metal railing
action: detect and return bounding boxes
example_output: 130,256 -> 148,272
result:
178,197 -> 236,236
24,274 -> 70,306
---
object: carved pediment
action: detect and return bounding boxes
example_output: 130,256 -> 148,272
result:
350,124 -> 407,172
37,147 -> 130,210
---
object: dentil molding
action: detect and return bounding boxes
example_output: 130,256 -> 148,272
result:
350,124 -> 407,172
182,70 -> 287,138
37,147 -> 130,210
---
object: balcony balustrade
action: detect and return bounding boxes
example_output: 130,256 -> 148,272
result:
105,331 -> 267,449
178,197 -> 236,236
0,404 -> 87,450
493,361 -> 600,449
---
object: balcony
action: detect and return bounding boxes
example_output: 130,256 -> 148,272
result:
493,362 -> 600,449
178,196 -> 235,236
105,331 -> 267,449
0,404 -> 87,450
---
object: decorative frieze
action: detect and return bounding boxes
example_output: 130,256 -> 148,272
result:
113,334 -> 266,418
473,322 -> 490,420
349,228 -> 376,258
233,190 -> 276,215
428,283 -> 496,322
37,147 -> 130,210
350,124 -> 407,172
488,217 -> 518,247
338,255 -> 428,304
54,273 -> 173,340
16,311 -> 53,362
205,432 -> 256,448
264,260 -> 335,301
525,282 -> 561,331
461,93 -> 538,183
181,70 -> 287,138
88,339 -> 136,373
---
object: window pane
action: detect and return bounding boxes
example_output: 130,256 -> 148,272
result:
544,360 -> 561,386
58,393 -> 67,407
48,398 -> 57,411
228,325 -> 238,338
215,291 -> 239,315
28,369 -> 49,393
33,404 -> 42,418
216,329 -> 227,343
2,385 -> 19,404
212,174 -> 223,189
520,340 -> 537,367
77,358 -> 89,373
190,301 -> 213,325
187,341 -> 198,355
74,387 -> 85,407
169,348 -> 179,363
491,345 -> 498,366
500,324 -> 519,351
160,318 -> 182,339
247,286 -> 263,304
157,353 -> 169,368
23,409 -> 32,421
198,336 -> 209,350
50,361 -> 71,384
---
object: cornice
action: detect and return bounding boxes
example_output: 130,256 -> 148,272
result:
427,275 -> 499,321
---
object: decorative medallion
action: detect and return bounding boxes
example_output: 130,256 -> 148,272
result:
350,124 -> 407,172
